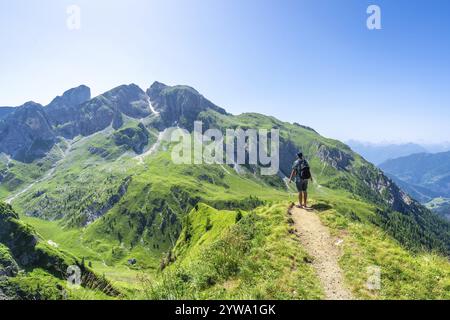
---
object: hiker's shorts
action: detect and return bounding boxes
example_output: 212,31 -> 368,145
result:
296,180 -> 308,192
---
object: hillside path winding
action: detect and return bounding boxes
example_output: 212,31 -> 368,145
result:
291,207 -> 354,300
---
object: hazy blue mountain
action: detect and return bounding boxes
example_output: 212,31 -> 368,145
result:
383,172 -> 440,203
423,142 -> 450,154
347,140 -> 427,165
380,151 -> 450,219
380,151 -> 450,197
0,107 -> 15,120
426,197 -> 450,220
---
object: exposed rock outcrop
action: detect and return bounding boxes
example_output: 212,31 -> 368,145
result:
317,144 -> 354,171
83,176 -> 132,226
0,244 -> 19,277
54,84 -> 152,138
147,81 -> 227,131
0,102 -> 56,162
45,85 -> 91,126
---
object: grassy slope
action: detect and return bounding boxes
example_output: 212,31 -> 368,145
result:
0,203 -> 117,300
12,127 -> 288,293
138,203 -> 323,300
2,110 -> 449,299
0,144 -> 64,199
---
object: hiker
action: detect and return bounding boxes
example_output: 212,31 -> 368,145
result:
289,152 -> 313,208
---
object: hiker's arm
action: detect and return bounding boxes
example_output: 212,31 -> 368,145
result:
288,169 -> 296,183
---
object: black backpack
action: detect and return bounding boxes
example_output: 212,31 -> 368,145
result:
297,160 -> 311,180
301,166 -> 311,179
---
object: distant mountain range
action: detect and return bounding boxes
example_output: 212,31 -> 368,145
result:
379,151 -> 450,219
379,151 -> 450,201
347,140 -> 450,165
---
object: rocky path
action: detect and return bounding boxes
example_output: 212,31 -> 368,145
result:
291,206 -> 354,300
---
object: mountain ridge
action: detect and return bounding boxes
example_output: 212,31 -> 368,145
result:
380,151 -> 450,198
347,140 -> 428,165
379,151 -> 450,219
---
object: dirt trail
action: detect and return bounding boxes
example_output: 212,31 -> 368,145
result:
291,207 -> 354,300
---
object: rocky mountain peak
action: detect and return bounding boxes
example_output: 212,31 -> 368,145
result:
48,85 -> 91,109
100,84 -> 151,119
147,81 -> 169,97
45,85 -> 91,127
0,101 -> 55,162
102,84 -> 145,102
146,82 -> 227,130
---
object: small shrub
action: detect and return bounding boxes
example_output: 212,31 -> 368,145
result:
235,210 -> 243,223
205,217 -> 213,232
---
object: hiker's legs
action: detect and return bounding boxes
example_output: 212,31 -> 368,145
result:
298,192 -> 302,206
303,191 -> 308,207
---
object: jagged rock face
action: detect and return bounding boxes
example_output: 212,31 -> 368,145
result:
0,203 -> 40,268
53,84 -> 152,138
72,96 -> 116,137
279,137 -> 300,176
315,142 -> 420,215
103,84 -> 151,118
0,244 -> 19,277
45,85 -> 91,126
0,82 -> 228,161
0,102 -> 56,162
366,168 -> 415,212
147,81 -> 227,131
317,144 -> 354,171
83,176 -> 132,226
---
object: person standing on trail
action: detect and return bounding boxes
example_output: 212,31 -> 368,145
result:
288,152 -> 313,208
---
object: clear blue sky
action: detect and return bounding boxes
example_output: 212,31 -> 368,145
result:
1,0 -> 449,144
